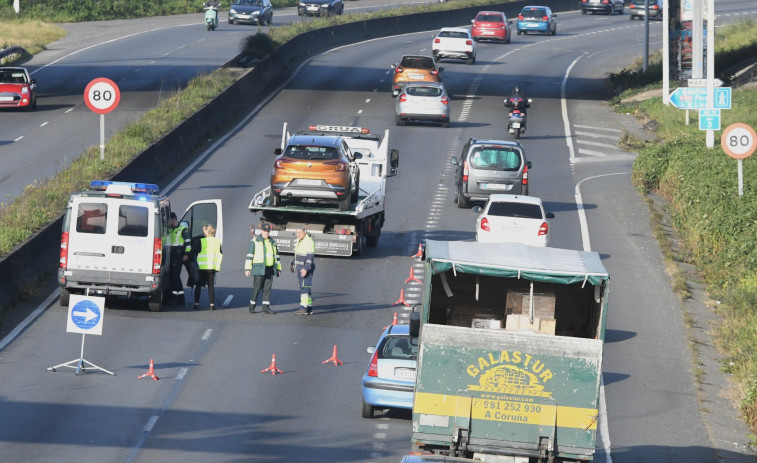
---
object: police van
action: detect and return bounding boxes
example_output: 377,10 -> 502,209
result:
57,181 -> 223,311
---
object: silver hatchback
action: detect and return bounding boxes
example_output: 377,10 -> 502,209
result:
450,138 -> 531,208
395,82 -> 451,128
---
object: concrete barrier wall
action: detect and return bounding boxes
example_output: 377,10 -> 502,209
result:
0,0 -> 578,306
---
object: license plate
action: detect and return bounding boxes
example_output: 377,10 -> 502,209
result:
512,122 -> 521,128
395,368 -> 416,379
307,5 -> 318,10
481,183 -> 511,190
483,31 -> 494,35
296,179 -> 321,186
409,74 -> 424,80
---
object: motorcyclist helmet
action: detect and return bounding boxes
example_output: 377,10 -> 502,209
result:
513,86 -> 522,95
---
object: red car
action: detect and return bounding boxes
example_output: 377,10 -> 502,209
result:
471,11 -> 512,44
0,67 -> 36,111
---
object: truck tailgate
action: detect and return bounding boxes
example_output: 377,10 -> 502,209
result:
413,324 -> 602,460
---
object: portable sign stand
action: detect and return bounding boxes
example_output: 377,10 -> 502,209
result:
47,293 -> 114,376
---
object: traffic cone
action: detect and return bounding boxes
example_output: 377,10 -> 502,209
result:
261,354 -> 284,375
322,345 -> 343,366
392,288 -> 410,307
384,312 -> 398,330
404,266 -> 422,285
138,359 -> 159,381
410,243 -> 424,259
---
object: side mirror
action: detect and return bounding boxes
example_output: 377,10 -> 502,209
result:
527,161 -> 532,169
274,148 -> 283,155
438,67 -> 444,72
367,346 -> 376,354
508,19 -> 513,25
450,157 -> 459,166
471,19 -> 475,24
391,63 -> 397,69
353,152 -> 363,160
546,212 -> 555,219
409,312 -> 421,338
472,206 -> 482,214
553,13 -> 557,18
390,149 -> 399,168
527,98 -> 533,104
31,78 -> 36,84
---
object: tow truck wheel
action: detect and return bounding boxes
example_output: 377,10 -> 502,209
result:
59,287 -> 71,307
362,399 -> 374,418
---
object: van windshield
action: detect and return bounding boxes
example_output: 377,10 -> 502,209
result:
469,147 -> 522,171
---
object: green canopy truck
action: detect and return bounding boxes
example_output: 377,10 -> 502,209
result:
410,240 -> 611,462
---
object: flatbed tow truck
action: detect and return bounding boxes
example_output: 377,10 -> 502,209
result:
249,124 -> 399,257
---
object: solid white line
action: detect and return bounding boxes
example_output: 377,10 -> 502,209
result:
561,54 -> 584,165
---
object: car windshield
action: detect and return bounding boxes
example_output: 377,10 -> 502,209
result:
521,8 -> 547,17
477,14 -> 503,22
439,31 -> 469,39
487,202 -> 543,219
400,57 -> 435,69
235,0 -> 263,5
406,86 -> 443,97
285,145 -> 339,160
469,148 -> 522,171
379,336 -> 419,360
0,70 -> 27,83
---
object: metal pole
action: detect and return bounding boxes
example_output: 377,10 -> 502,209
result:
692,0 -> 703,79
643,0 -> 649,73
705,0 -> 715,148
662,0 -> 670,105
100,114 -> 105,160
738,159 -> 744,197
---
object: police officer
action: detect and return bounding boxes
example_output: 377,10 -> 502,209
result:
292,225 -> 315,315
167,212 -> 191,304
244,223 -> 281,314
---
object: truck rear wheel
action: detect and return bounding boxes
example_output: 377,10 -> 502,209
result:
366,235 -> 379,247
362,399 -> 374,418
59,287 -> 71,307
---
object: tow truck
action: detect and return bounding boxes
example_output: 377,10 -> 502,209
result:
249,124 -> 399,257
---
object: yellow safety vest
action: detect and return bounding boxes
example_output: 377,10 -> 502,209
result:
197,236 -> 222,271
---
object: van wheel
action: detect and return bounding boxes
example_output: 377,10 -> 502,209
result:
148,293 -> 162,312
457,194 -> 469,209
362,399 -> 374,418
59,288 -> 71,307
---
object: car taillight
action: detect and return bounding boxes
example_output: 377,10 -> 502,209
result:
434,38 -> 441,43
630,3 -> 635,7
367,348 -> 379,377
441,96 -> 449,105
59,232 -> 69,269
518,14 -> 524,19
152,238 -> 162,274
465,39 -> 472,45
324,161 -> 347,171
430,70 -> 439,76
538,222 -> 549,236
543,15 -> 549,20
602,0 -> 609,3
652,4 -> 659,9
395,67 -> 404,74
463,160 -> 469,182
399,93 -> 407,102
480,217 -> 490,232
522,164 -> 528,185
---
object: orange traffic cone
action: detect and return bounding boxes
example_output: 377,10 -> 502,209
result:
384,312 -> 398,330
404,266 -> 422,285
261,354 -> 284,375
410,243 -> 424,259
138,359 -> 159,381
392,288 -> 410,307
322,345 -> 344,366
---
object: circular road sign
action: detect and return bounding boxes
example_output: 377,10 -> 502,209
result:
721,123 -> 757,160
84,77 -> 121,114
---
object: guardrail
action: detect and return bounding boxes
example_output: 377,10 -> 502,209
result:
0,0 -> 578,312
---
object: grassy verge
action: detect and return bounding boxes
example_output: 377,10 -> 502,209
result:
0,20 -> 66,64
618,20 -> 757,433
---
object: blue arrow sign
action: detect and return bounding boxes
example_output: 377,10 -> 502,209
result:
71,300 -> 101,330
669,87 -> 732,110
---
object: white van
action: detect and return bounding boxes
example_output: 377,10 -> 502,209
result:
57,181 -> 223,311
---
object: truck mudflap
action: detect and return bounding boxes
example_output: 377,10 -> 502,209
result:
412,324 -> 601,461
269,229 -> 355,257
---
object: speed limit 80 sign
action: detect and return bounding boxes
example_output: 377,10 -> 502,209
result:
721,123 -> 757,160
84,77 -> 121,114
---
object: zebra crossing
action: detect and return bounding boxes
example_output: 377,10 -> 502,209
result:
572,123 -> 639,162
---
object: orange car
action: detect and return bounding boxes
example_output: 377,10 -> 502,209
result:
391,55 -> 443,97
271,133 -> 361,211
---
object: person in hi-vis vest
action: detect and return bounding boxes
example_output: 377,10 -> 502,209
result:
244,223 -> 281,314
194,224 -> 222,310
292,225 -> 315,315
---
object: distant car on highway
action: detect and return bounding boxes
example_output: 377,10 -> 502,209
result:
432,27 -> 476,65
0,67 -> 36,111
470,11 -> 512,43
390,55 -> 443,97
580,0 -> 625,15
517,6 -> 558,36
473,194 -> 554,246
361,323 -> 418,418
395,82 -> 451,128
228,0 -> 273,25
298,0 -> 343,17
629,0 -> 663,20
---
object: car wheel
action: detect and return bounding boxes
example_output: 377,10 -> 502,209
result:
581,8 -> 586,14
618,5 -> 624,14
228,18 -> 234,24
339,195 -> 350,211
466,56 -> 475,65
517,30 -> 522,35
362,399 -> 374,418
59,287 -> 71,307
442,121 -> 450,128
506,34 -> 511,43
351,177 -> 360,203
395,116 -> 404,126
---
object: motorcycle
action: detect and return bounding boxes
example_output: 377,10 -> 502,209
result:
204,4 -> 219,31
504,96 -> 532,140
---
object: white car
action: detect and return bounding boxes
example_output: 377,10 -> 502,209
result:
432,27 -> 476,65
474,194 -> 554,246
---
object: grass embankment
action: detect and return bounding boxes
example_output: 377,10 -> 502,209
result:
610,19 -> 757,433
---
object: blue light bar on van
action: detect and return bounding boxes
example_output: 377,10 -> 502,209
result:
89,181 -> 160,195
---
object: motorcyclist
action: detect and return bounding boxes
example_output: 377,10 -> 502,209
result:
204,0 -> 220,28
504,86 -> 531,131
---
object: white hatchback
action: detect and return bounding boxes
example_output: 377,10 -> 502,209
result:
474,194 -> 554,246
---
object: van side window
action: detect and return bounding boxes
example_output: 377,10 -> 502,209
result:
76,203 -> 107,234
118,205 -> 149,237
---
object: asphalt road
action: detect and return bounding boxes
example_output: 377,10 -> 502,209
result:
2,1 -> 757,462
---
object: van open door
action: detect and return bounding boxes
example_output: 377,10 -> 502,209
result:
180,200 -> 223,245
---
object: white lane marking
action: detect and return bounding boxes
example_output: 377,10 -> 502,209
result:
577,148 -> 608,157
365,98 -> 371,103
358,109 -> 364,114
177,367 -> 188,380
577,139 -> 619,149
143,416 -> 159,433
134,68 -> 141,73
574,130 -> 617,140
65,107 -> 75,113
223,295 -> 233,307
201,329 -> 213,340
561,54 -> 584,165
574,124 -> 622,133
14,136 -> 23,142
40,122 -> 48,127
